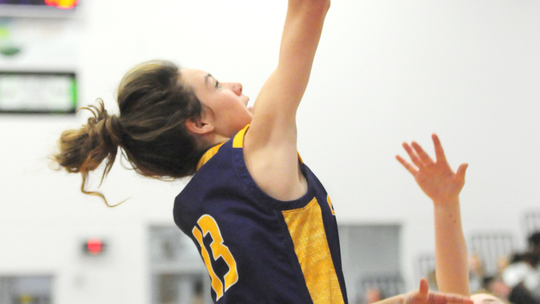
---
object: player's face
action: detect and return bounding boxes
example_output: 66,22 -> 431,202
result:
181,68 -> 253,138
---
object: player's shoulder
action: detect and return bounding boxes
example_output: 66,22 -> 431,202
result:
243,125 -> 307,201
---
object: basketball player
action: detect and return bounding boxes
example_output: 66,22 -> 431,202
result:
54,0 -> 476,303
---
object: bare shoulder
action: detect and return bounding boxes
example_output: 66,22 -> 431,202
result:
243,126 -> 307,202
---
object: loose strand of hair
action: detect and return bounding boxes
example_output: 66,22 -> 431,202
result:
79,168 -> 127,208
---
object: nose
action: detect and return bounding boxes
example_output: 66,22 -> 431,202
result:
226,82 -> 243,96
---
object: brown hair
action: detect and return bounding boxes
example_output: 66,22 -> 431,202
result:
53,60 -> 203,206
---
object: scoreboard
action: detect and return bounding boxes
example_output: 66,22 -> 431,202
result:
0,0 -> 78,9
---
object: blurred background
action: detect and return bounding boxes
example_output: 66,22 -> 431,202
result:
0,0 -> 539,304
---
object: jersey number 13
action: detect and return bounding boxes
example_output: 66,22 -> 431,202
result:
192,215 -> 239,301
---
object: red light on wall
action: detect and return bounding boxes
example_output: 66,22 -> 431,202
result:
87,239 -> 102,254
82,238 -> 106,256
44,0 -> 79,10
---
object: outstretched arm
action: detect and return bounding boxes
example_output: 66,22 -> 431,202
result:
396,134 -> 470,296
373,279 -> 473,304
244,0 -> 331,201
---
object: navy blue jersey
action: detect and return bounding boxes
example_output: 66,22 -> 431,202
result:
174,126 -> 348,304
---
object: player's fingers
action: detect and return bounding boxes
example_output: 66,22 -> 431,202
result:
456,163 -> 468,183
396,155 -> 418,175
418,278 -> 429,296
403,142 -> 423,168
411,141 -> 435,165
432,134 -> 447,163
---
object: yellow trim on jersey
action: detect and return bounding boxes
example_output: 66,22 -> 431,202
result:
282,199 -> 345,304
197,143 -> 225,171
196,124 -> 249,171
327,195 -> 336,215
233,125 -> 250,148
197,124 -> 251,170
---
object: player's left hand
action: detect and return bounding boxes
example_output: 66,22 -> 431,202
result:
396,134 -> 468,203
404,278 -> 473,304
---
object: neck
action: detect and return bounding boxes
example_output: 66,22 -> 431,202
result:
196,133 -> 230,152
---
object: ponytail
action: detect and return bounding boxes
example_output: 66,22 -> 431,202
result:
53,60 -> 204,207
54,99 -> 124,207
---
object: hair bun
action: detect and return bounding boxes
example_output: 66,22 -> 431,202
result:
105,114 -> 125,147
84,100 -> 125,149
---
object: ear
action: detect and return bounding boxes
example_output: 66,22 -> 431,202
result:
185,113 -> 214,135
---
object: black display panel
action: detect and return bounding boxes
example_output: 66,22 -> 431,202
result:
0,71 -> 77,114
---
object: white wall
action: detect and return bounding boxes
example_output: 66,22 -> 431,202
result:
1,0 -> 540,303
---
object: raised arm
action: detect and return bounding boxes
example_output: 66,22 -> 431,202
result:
244,0 -> 331,200
396,134 -> 470,296
255,0 -> 330,117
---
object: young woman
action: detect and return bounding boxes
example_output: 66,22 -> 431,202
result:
55,1 -> 477,303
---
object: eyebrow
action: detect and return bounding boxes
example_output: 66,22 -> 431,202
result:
204,73 -> 215,87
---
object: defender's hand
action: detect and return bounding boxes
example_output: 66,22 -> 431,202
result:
396,134 -> 468,203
